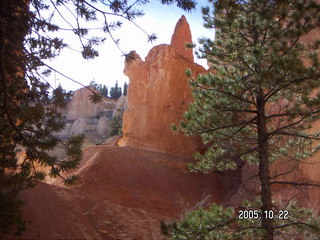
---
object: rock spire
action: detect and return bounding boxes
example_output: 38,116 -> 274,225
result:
119,16 -> 205,156
170,15 -> 194,61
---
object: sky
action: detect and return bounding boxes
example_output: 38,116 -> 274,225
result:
45,1 -> 214,92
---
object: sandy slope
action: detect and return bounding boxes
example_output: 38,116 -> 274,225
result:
6,145 -> 240,239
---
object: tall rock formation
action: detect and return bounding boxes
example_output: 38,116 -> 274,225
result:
119,16 -> 206,156
170,15 -> 194,61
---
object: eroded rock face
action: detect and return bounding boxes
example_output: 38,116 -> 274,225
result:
96,115 -> 110,136
119,16 -> 206,156
112,95 -> 127,118
66,87 -> 116,121
56,87 -> 127,141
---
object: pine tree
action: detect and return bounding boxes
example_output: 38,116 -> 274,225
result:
101,85 -> 108,97
123,82 -> 128,96
1,1 -> 84,236
110,81 -> 122,99
109,114 -> 123,137
167,0 -> 320,239
91,81 -> 108,97
89,80 -> 98,89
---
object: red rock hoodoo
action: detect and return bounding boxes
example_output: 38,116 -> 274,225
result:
171,15 -> 194,61
118,15 -> 206,156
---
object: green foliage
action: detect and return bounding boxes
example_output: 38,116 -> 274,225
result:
109,112 -> 123,137
51,85 -> 73,107
162,202 -> 264,240
162,199 -> 320,240
101,85 -> 108,97
123,82 -> 128,96
185,0 -> 320,182
110,81 -> 122,99
89,80 -> 108,97
170,0 -> 320,239
160,0 -> 197,12
0,193 -> 26,236
89,80 -> 99,89
1,0 -> 82,235
162,204 -> 240,240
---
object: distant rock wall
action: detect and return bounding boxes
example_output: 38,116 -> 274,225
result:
119,16 -> 206,156
57,87 -> 127,141
66,87 -> 116,121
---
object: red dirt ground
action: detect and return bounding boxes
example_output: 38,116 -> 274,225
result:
6,145 -> 240,240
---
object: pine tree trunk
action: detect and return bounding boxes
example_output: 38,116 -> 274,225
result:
257,91 -> 274,240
